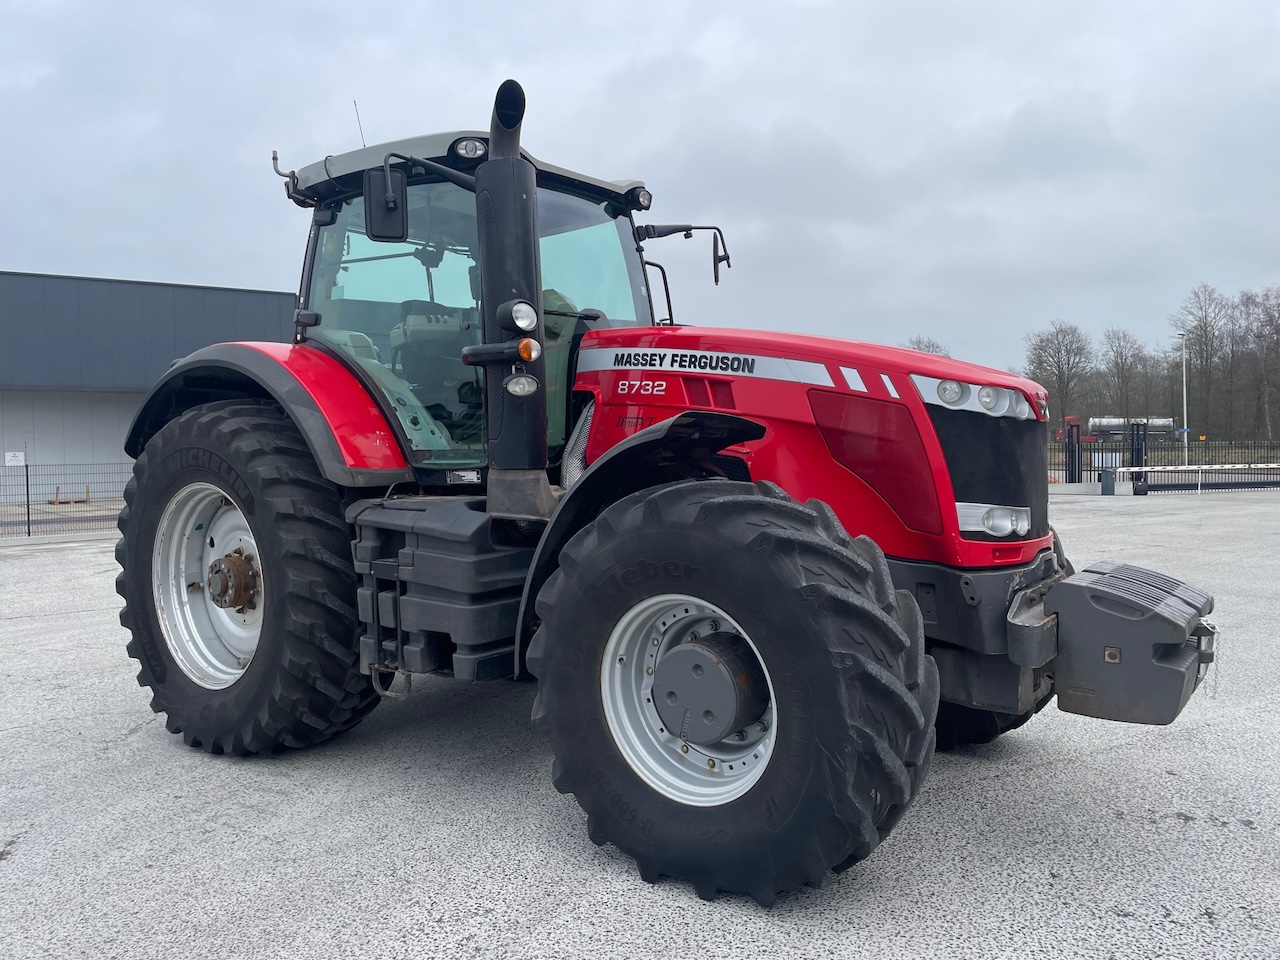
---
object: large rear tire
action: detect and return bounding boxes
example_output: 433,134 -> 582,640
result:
116,401 -> 379,754
527,480 -> 938,905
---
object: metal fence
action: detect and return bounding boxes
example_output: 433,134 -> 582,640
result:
5,437 -> 1279,539
0,462 -> 132,538
1049,439 -> 1280,493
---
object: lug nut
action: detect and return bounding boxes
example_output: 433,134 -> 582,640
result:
707,759 -> 716,770
680,744 -> 689,754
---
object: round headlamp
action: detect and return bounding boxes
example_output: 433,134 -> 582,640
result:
511,301 -> 538,332
937,380 -> 964,405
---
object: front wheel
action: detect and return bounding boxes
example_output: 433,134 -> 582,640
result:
527,480 -> 938,904
116,401 -> 379,754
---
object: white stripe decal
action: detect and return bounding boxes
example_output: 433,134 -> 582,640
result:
577,347 -> 833,387
880,373 -> 899,398
841,367 -> 867,392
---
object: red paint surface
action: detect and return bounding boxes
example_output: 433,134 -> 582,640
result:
242,342 -> 408,470
576,326 -> 1051,568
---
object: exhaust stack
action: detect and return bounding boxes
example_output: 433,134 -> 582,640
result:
473,80 -> 558,520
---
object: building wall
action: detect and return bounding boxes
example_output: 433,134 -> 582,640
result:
0,389 -> 145,465
0,271 -> 296,392
0,271 -> 297,466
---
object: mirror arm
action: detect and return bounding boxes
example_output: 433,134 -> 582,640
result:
643,260 -> 675,325
381,152 -> 478,207
634,224 -> 732,285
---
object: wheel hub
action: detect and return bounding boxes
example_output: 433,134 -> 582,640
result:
152,482 -> 265,690
652,633 -> 768,746
600,594 -> 777,806
206,548 -> 259,612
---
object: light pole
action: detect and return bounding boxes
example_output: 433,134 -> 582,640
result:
1177,331 -> 1188,466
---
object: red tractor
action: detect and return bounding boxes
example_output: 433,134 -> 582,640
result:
117,81 -> 1217,904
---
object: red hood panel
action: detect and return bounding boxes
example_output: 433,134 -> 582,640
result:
581,326 -> 1045,398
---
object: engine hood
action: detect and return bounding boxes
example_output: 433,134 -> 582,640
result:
580,326 -> 1046,401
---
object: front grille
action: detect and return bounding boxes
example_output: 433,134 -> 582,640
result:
925,407 -> 1048,541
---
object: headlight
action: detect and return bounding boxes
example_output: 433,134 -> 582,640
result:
453,137 -> 487,160
626,185 -> 653,210
504,374 -> 539,396
956,502 -> 1032,537
511,301 -> 538,332
911,375 -> 1037,420
937,380 -> 964,404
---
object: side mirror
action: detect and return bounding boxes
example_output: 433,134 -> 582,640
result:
712,230 -> 732,286
363,167 -> 408,243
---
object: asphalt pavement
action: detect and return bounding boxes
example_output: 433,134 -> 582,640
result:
1,492 -> 1277,959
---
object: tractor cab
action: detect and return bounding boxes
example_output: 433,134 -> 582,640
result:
285,132 -> 654,477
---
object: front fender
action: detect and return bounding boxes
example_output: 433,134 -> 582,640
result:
513,410 -> 766,676
125,342 -> 413,488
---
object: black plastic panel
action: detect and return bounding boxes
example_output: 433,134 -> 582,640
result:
351,496 -> 534,681
926,407 -> 1049,541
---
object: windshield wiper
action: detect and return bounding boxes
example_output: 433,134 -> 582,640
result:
544,308 -> 605,321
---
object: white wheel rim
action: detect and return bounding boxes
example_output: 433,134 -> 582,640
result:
600,593 -> 777,807
151,482 -> 265,690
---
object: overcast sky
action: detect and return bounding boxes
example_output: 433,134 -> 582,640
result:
2,0 -> 1277,369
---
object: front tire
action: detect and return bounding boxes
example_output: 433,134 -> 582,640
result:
116,401 -> 379,754
527,480 -> 938,904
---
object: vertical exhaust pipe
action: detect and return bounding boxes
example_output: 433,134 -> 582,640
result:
473,80 -> 558,520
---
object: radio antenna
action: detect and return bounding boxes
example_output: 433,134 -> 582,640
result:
353,100 -> 367,148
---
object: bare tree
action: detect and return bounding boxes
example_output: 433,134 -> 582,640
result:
903,335 -> 950,357
1100,328 -> 1145,420
1249,286 -> 1280,439
1134,345 -> 1172,420
1023,320 -> 1095,424
1171,282 -> 1231,436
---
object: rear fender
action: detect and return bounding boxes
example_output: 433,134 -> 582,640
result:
125,342 -> 413,488
514,410 -> 766,676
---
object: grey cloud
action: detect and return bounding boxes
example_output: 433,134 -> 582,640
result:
1,0 -> 1278,372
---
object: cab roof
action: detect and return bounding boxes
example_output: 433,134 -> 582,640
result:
292,130 -> 644,205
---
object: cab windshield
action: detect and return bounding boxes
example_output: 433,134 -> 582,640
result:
306,180 -> 651,467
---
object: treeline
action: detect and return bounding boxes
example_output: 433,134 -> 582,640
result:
908,285 -> 1280,439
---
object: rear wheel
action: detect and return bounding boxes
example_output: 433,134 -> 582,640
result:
527,480 -> 938,904
116,401 -> 379,754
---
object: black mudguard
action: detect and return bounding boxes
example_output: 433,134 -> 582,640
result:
513,411 -> 766,676
125,343 -> 414,489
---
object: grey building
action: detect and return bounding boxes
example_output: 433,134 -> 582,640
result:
0,271 -> 295,466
